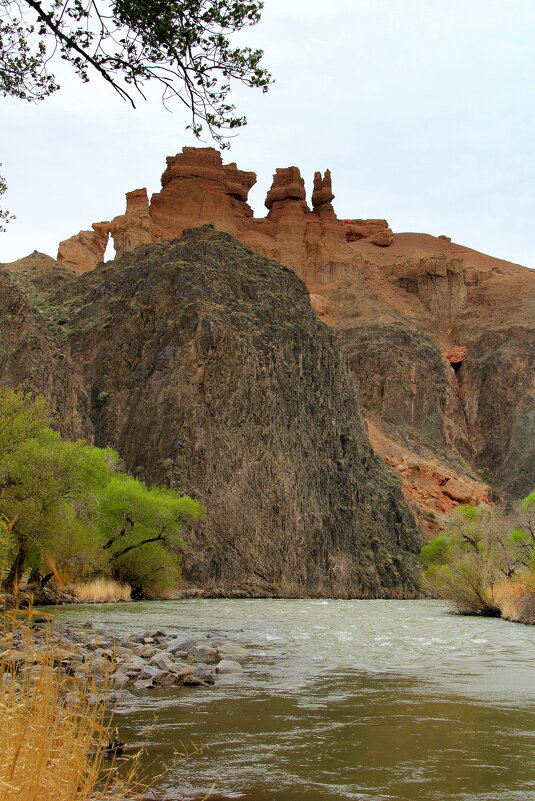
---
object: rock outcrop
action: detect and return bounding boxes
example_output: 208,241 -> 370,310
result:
0,262 -> 89,438
23,146 -> 535,535
57,224 -> 110,273
2,227 -> 421,597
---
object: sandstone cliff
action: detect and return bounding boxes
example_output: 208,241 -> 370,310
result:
51,147 -> 534,533
1,227 -> 421,597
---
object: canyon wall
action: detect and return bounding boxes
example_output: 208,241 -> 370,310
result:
50,146 -> 534,531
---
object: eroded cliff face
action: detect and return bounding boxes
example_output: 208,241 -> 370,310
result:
12,146 -> 535,533
324,234 -> 534,525
1,228 -> 421,597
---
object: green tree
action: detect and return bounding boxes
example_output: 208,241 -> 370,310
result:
0,388 -> 203,597
0,426 -> 114,591
97,474 -> 203,597
0,0 -> 271,142
0,388 -> 52,453
0,165 -> 13,231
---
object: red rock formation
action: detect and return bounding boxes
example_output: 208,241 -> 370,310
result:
107,187 -> 155,258
367,228 -> 394,247
265,166 -> 308,213
150,146 -> 256,241
344,219 -> 390,241
125,187 -> 149,213
52,147 -> 535,527
58,147 -> 393,286
311,169 -> 335,215
447,346 -> 468,365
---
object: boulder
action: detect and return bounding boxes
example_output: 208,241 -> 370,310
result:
173,665 -> 196,681
367,228 -> 394,247
184,666 -> 216,686
216,660 -> 243,674
192,646 -> 219,664
167,637 -> 197,655
134,678 -> 154,690
138,664 -> 162,680
154,671 -> 180,687
149,652 -> 177,671
442,478 -> 476,504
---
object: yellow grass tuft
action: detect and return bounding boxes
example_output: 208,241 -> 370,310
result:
71,578 -> 131,603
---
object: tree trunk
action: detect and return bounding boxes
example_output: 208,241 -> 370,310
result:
28,566 -> 42,586
2,543 -> 27,593
40,572 -> 54,588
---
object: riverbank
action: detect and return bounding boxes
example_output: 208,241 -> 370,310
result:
4,577 -> 535,625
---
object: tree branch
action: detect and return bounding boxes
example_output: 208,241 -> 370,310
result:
22,0 -> 136,106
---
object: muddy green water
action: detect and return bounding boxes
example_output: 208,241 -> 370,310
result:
52,599 -> 535,801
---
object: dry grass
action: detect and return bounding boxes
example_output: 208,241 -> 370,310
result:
0,609 -> 139,801
71,579 -> 131,603
493,575 -> 535,624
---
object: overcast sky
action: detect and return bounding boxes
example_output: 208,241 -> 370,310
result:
1,0 -> 535,266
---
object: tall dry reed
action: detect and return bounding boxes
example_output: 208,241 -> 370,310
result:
0,609 -> 138,801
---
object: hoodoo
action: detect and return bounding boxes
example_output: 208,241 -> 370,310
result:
57,146 -> 391,285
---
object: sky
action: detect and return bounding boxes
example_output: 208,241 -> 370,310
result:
1,0 -> 535,266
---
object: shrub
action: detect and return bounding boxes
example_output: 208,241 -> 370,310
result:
71,578 -> 131,603
420,498 -> 535,616
0,389 -> 204,598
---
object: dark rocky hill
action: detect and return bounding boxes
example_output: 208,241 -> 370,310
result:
0,227 -> 420,597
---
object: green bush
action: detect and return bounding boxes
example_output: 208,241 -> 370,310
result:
97,474 -> 204,597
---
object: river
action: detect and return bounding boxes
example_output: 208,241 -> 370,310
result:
52,599 -> 535,801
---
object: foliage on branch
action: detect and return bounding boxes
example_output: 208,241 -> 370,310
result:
0,165 -> 14,231
0,0 -> 271,142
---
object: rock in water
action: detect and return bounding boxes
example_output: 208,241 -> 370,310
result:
0,226 -> 420,598
216,660 -> 243,674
